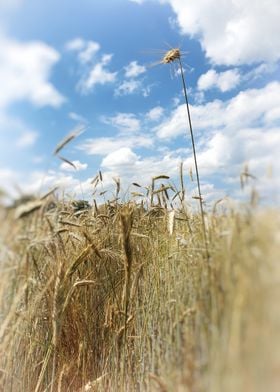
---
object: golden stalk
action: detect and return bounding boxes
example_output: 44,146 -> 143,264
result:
161,48 -> 210,262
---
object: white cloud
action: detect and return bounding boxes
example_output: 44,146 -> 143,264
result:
124,61 -> 146,78
150,80 -> 280,203
155,104 -> 186,139
101,112 -> 140,132
60,160 -> 88,172
101,149 -> 177,182
79,135 -> 153,156
66,38 -> 117,93
0,34 -> 65,109
65,38 -> 85,52
25,170 -> 90,199
115,79 -> 141,96
160,0 -> 280,65
183,127 -> 280,183
0,168 -> 77,200
197,69 -> 240,92
178,126 -> 280,206
192,91 -> 205,104
79,54 -> 117,92
100,149 -> 183,193
78,41 -> 100,64
156,82 -> 280,139
102,147 -> 138,168
146,106 -> 164,121
0,159 -> 179,204
114,61 -> 148,96
198,64 -> 277,94
24,171 -> 83,196
16,131 -> 38,148
244,62 -> 278,82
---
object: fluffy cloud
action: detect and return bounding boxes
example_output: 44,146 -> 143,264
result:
0,168 -> 79,201
245,63 -> 278,82
159,0 -> 280,65
65,38 -> 86,52
197,69 -> 240,92
183,127 -> 280,191
146,106 -> 164,121
66,38 -> 117,93
74,81 -> 280,203
156,82 -> 280,138
101,148 -> 181,187
101,112 -> 141,132
78,41 -> 100,64
114,61 -> 147,96
152,80 -> 280,202
79,135 -> 153,155
102,147 -> 138,168
79,54 -> 117,93
66,38 -> 100,64
0,34 -> 65,108
28,171 -> 80,194
124,61 -> 146,78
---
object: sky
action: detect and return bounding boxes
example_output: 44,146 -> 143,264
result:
0,0 -> 280,206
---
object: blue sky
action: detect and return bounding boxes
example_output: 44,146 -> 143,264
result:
0,0 -> 280,205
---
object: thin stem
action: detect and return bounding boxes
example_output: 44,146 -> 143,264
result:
178,57 -> 210,262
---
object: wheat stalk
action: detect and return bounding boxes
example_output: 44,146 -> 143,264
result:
161,48 -> 210,262
119,205 -> 134,387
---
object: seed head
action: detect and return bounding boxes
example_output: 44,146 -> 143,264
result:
161,48 -> 181,64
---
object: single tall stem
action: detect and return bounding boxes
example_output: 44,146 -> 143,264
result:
178,57 -> 210,262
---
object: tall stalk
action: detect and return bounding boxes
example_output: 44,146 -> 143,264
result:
161,48 -> 209,262
177,57 -> 209,262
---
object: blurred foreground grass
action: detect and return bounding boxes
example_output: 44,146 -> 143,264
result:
0,197 -> 279,391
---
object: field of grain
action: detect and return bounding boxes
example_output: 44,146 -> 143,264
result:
0,189 -> 279,391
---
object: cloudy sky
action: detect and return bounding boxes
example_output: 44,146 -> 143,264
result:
0,0 -> 279,205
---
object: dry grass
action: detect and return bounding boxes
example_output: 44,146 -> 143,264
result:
0,189 -> 279,391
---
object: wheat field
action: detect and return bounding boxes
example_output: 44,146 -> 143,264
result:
0,185 -> 279,391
